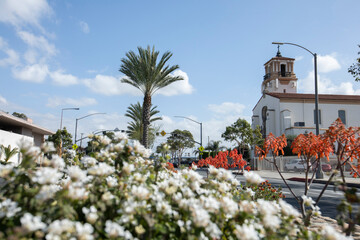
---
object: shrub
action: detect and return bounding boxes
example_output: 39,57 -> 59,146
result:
0,133 -> 342,239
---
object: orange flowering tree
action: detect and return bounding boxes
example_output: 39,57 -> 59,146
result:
256,119 -> 360,228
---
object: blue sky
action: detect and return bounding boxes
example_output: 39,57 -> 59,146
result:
1,0 -> 360,151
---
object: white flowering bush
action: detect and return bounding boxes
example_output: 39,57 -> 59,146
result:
0,133 -> 345,239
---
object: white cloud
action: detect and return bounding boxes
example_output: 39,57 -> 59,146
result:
12,64 -> 49,83
46,97 -> 97,108
299,71 -> 360,95
0,37 -> 19,67
0,95 -> 8,106
0,0 -> 52,29
83,74 -> 141,96
157,70 -> 195,96
208,102 -> 246,115
317,54 -> 341,73
50,70 -> 79,86
17,31 -> 57,57
79,21 -> 90,34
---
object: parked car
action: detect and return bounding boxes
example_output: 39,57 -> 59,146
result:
312,163 -> 332,172
284,159 -> 307,172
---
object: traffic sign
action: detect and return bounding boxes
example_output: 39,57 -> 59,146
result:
198,146 -> 204,152
72,144 -> 78,150
160,130 -> 166,136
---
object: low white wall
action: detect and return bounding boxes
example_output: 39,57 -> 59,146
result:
0,130 -> 33,165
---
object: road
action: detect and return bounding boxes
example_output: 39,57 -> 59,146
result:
195,169 -> 350,219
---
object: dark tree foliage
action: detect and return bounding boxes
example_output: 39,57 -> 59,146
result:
348,45 -> 360,82
12,112 -> 28,120
167,129 -> 195,165
47,127 -> 73,154
221,118 -> 263,158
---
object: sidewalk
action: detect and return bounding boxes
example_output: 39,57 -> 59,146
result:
252,170 -> 360,188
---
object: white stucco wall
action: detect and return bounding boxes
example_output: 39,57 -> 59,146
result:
0,130 -> 33,164
253,96 -> 360,137
252,95 -> 281,136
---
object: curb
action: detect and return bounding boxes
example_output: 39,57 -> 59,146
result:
287,177 -> 360,188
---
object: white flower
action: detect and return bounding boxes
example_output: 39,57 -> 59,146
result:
75,222 -> 94,240
245,188 -> 255,197
321,225 -> 352,240
208,165 -> 219,176
99,136 -> 111,145
206,222 -> 222,239
82,206 -> 98,224
122,162 -> 135,175
106,176 -> 118,187
102,192 -> 115,201
262,214 -> 281,230
68,184 -> 88,200
88,162 -> 114,176
301,195 -> 315,207
243,171 -> 264,185
50,155 -> 65,169
20,213 -> 46,232
0,199 -> 21,218
192,206 -> 210,227
67,165 -> 87,182
105,220 -> 133,239
41,141 -> 56,153
47,219 -> 75,236
131,185 -> 150,200
200,196 -> 220,213
234,224 -> 259,240
32,167 -> 62,185
312,205 -> 322,216
36,184 -> 61,201
133,140 -> 151,158
0,164 -> 14,177
239,200 -> 257,214
81,156 -> 97,167
278,199 -> 300,217
220,196 -> 238,217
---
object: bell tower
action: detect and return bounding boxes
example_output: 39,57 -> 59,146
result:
262,46 -> 298,94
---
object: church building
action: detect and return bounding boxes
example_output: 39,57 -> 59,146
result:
252,48 -> 360,137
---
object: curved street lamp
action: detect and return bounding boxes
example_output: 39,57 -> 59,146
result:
74,112 -> 106,144
174,116 -> 203,158
272,42 -> 323,179
59,107 -> 79,156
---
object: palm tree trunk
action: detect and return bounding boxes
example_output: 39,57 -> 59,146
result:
142,93 -> 152,148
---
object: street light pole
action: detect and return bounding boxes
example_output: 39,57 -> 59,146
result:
174,116 -> 203,158
59,108 -> 79,156
60,108 -> 80,130
272,42 -> 323,178
74,113 -> 106,144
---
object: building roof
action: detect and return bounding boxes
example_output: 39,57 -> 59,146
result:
266,92 -> 360,102
0,111 -> 55,135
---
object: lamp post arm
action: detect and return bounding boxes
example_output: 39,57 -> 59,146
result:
174,116 -> 201,125
77,112 -> 106,121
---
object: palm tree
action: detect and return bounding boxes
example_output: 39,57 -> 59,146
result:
120,46 -> 183,148
125,102 -> 162,146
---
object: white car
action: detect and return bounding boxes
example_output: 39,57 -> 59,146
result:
284,159 -> 307,172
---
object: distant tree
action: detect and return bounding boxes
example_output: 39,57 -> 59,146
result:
47,127 -> 73,155
221,118 -> 263,158
348,44 -> 360,82
125,102 -> 162,148
120,46 -> 183,148
166,129 -> 195,165
205,140 -> 226,157
12,112 -> 28,120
